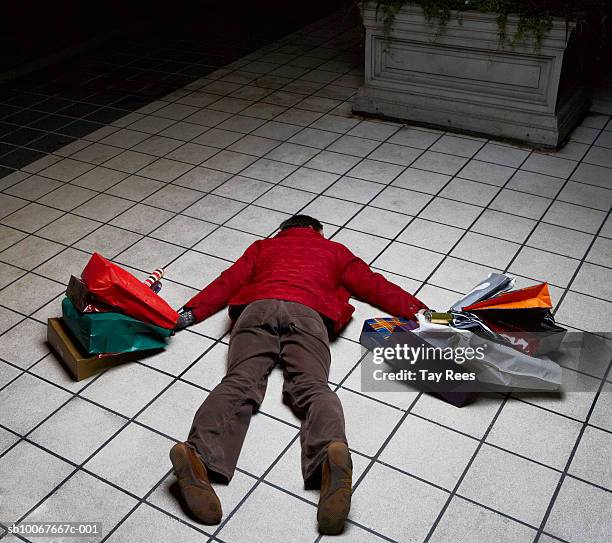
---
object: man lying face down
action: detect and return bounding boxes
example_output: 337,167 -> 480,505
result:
171,214 -> 427,535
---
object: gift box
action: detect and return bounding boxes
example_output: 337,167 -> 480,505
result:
61,297 -> 172,356
47,318 -> 161,381
359,317 -> 417,351
360,317 -> 472,407
386,328 -> 474,407
66,275 -> 112,313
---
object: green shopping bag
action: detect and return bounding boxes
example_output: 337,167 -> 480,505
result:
61,298 -> 171,355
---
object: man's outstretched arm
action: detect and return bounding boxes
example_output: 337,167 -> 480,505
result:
178,242 -> 258,328
340,250 -> 428,320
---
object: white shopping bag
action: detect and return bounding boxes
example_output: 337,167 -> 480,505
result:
413,314 -> 562,390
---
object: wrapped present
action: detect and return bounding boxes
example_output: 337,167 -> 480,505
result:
359,317 -> 417,351
386,326 -> 474,407
361,318 -> 472,407
47,318 -> 160,381
66,275 -> 112,313
61,297 -> 171,356
81,253 -> 178,329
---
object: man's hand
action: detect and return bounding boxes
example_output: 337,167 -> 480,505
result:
175,309 -> 195,331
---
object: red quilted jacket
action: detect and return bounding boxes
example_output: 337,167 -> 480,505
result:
185,227 -> 427,334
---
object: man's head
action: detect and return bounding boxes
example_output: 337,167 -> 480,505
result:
279,215 -> 323,233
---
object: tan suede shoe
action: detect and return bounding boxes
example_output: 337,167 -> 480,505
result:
169,442 -> 222,525
317,441 -> 353,535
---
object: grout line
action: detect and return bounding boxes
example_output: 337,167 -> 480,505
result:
369,456 -> 572,539
3,65 -> 611,207
351,392 -> 423,494
0,371 -> 606,541
551,206 -> 612,318
3,161 -> 609,252
204,434 -> 302,540
4,65 -> 609,188
2,197 -> 611,310
3,53 -> 611,464
6,93 -> 610,199
498,124 -> 608,278
2,149 -> 610,258
2,109 -> 608,280
533,358 -> 612,541
2,331 -> 226,535
422,395 -> 509,542
1,37 -> 361,151
0,362 -> 118,462
411,144 -> 536,301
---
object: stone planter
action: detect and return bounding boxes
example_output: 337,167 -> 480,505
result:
353,4 -> 589,148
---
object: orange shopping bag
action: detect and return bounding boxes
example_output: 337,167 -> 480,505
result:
459,283 -> 564,356
463,283 -> 552,312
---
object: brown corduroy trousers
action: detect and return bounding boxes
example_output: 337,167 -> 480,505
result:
187,299 -> 348,487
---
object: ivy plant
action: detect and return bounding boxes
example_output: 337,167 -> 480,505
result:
362,0 -> 609,49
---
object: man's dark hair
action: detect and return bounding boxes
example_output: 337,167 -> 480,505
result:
279,215 -> 323,232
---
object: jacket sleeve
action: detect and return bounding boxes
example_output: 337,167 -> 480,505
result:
340,249 -> 428,320
183,242 -> 258,323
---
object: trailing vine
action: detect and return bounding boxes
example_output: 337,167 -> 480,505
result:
362,1 -> 607,49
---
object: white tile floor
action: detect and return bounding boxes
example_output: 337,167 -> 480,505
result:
1,10 -> 612,543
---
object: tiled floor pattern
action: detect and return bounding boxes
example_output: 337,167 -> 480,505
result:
1,9 -> 612,543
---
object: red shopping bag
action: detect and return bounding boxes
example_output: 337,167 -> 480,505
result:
81,253 -> 179,330
477,311 -> 566,356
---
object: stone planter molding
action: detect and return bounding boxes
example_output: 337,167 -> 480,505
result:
353,4 -> 589,147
